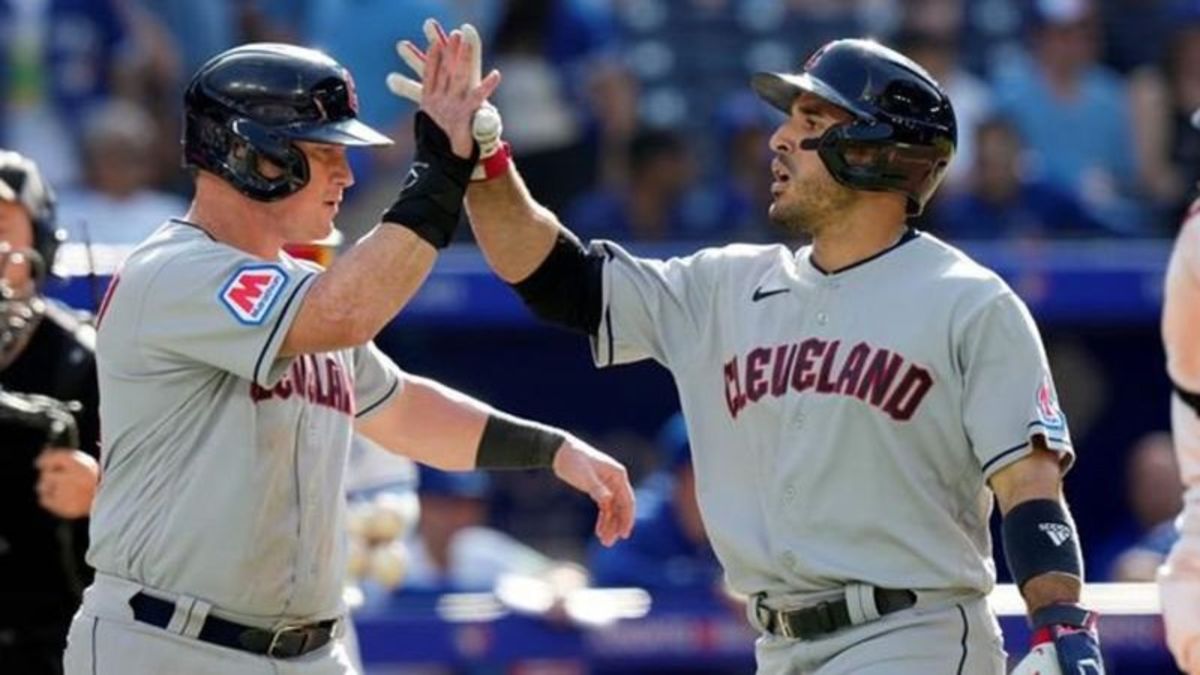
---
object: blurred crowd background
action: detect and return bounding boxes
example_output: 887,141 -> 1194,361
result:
9,0 -> 1200,247
3,0 -> 1198,610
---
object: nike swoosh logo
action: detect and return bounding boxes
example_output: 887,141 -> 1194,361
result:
752,287 -> 790,302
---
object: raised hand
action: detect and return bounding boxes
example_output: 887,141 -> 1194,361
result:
387,20 -> 499,159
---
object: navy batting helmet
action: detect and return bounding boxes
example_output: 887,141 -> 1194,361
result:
751,39 -> 957,215
183,43 -> 392,202
0,149 -> 62,275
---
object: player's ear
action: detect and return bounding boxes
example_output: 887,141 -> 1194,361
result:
254,153 -> 285,180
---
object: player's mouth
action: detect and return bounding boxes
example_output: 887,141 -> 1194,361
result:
324,199 -> 341,213
770,160 -> 791,197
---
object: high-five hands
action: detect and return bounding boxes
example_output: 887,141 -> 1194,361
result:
387,19 -> 506,176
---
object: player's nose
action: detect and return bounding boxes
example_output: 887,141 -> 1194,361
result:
768,124 -> 794,156
331,155 -> 354,189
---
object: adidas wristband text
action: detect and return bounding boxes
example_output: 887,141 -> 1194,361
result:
1002,498 -> 1083,590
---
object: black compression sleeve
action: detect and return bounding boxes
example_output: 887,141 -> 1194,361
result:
511,233 -> 605,335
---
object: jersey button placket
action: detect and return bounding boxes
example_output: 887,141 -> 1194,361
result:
814,279 -> 835,328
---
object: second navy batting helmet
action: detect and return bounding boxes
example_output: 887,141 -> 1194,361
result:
751,39 -> 957,215
183,43 -> 393,202
0,149 -> 62,274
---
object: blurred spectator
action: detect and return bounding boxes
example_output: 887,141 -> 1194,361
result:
588,413 -> 720,588
694,92 -> 776,242
929,116 -> 1104,239
0,150 -> 99,675
581,58 -> 641,189
893,28 -> 993,192
136,0 -> 235,79
1103,432 -> 1184,580
566,128 -> 701,241
404,467 -> 557,591
309,1 -> 463,240
489,0 -> 616,211
1,0 -> 128,185
1098,0 -> 1177,74
1129,19 -> 1200,226
238,0 -> 342,45
992,0 -> 1147,235
56,100 -> 187,246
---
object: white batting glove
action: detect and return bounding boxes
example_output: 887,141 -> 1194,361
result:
386,20 -> 508,180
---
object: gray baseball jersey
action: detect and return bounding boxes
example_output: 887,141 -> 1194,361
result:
88,219 -> 402,624
590,229 -> 1072,598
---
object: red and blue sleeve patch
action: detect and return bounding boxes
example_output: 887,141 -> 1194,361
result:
218,263 -> 289,325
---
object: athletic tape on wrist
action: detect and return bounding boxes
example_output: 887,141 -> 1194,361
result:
475,412 -> 564,469
381,112 -> 477,248
1002,498 -> 1083,590
473,142 -> 512,181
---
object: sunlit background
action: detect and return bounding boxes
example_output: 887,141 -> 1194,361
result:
3,0 -> 1196,672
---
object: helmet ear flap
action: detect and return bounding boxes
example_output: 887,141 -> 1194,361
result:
190,116 -> 310,201
813,120 -> 948,216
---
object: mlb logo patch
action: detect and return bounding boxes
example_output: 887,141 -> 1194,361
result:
219,264 -> 289,325
1035,375 -> 1065,430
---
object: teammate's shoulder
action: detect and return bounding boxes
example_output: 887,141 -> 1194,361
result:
661,242 -> 790,273
590,239 -> 785,267
914,231 -> 1008,286
704,241 -> 789,261
119,219 -> 216,274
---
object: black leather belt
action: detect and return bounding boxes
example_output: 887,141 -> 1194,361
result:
756,588 -> 916,640
129,592 -> 337,659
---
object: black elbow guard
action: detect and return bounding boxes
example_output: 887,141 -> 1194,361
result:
512,233 -> 605,335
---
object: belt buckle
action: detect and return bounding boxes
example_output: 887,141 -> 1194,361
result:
267,623 -> 309,658
776,610 -> 796,639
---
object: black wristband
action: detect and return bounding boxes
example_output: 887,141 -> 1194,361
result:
1002,498 -> 1083,589
380,112 -> 478,248
475,413 -> 565,469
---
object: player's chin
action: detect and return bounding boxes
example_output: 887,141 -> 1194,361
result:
304,218 -> 336,242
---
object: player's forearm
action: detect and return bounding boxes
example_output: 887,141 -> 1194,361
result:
465,169 -> 563,284
368,374 -> 491,470
990,447 -> 1084,614
281,226 -> 435,355
358,373 -> 568,471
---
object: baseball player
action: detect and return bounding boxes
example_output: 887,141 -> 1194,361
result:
62,40 -> 633,675
1160,110 -> 1200,675
394,25 -> 1105,674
